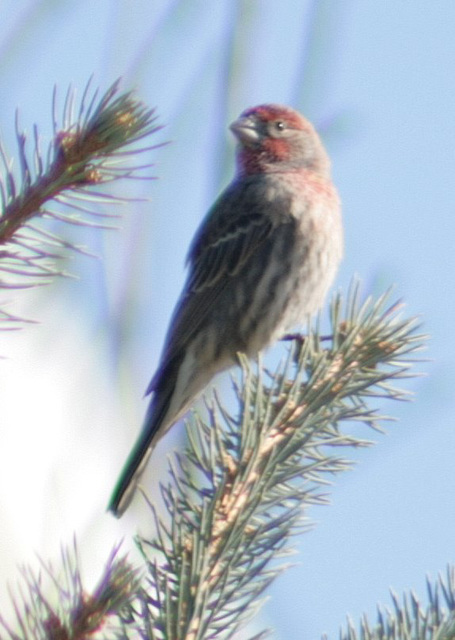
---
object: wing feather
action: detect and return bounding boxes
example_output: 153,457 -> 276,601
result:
147,178 -> 292,394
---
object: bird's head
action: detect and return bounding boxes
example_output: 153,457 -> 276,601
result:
230,104 -> 330,177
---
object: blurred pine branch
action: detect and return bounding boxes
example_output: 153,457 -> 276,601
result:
341,567 -> 455,640
0,79 -> 162,327
0,542 -> 141,640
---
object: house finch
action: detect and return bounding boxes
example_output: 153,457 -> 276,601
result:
108,104 -> 343,517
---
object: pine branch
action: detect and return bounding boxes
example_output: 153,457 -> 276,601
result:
0,542 -> 141,640
0,78 -> 162,327
341,566 -> 455,640
131,285 -> 426,639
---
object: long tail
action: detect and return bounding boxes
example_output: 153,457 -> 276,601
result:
108,343 -> 221,516
108,386 -> 175,517
108,433 -> 154,517
108,351 -> 188,517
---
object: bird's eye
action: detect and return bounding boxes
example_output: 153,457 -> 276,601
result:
269,120 -> 288,137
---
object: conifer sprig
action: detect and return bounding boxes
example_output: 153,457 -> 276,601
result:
0,543 -> 140,640
134,286 -> 426,639
0,79 -> 161,326
342,566 -> 455,640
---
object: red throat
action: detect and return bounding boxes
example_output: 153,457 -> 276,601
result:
237,138 -> 292,175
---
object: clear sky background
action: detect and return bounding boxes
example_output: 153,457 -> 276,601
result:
0,1 -> 454,638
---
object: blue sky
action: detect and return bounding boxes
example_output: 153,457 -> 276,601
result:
0,2 -> 454,638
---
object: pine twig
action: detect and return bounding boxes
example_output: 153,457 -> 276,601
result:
0,542 -> 141,640
131,284 -> 427,639
341,566 -> 455,640
0,78 -> 162,326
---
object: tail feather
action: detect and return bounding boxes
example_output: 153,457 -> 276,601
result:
108,344 -> 217,517
108,357 -> 183,517
108,399 -> 171,517
108,432 -> 155,517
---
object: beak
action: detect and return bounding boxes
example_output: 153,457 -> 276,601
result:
230,115 -> 260,145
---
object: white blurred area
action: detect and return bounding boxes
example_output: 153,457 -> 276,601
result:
0,285 -> 135,602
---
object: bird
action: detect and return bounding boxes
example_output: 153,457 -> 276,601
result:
108,104 -> 343,517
